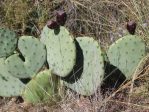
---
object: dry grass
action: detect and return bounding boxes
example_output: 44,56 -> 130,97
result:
1,0 -> 149,112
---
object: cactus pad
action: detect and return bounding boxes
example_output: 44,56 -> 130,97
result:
107,35 -> 146,79
22,70 -> 59,103
0,58 -> 25,97
6,36 -> 46,78
41,26 -> 76,77
65,37 -> 104,96
0,28 -> 17,57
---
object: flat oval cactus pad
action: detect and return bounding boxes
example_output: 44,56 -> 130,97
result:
0,58 -> 25,97
65,37 -> 104,96
107,35 -> 146,79
5,36 -> 46,78
0,28 -> 17,57
22,70 -> 60,104
41,26 -> 76,77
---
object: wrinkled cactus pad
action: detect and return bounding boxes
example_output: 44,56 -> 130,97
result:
0,28 -> 17,57
65,37 -> 104,96
6,36 -> 46,78
22,70 -> 59,104
41,26 -> 76,77
0,58 -> 25,97
107,35 -> 146,79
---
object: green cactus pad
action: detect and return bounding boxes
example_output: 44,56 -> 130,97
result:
22,70 -> 59,104
0,58 -> 25,97
6,36 -> 46,78
6,54 -> 27,78
107,35 -> 146,79
65,37 -> 104,96
0,28 -> 17,57
41,26 -> 76,77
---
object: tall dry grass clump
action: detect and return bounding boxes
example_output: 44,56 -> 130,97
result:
1,0 -> 149,46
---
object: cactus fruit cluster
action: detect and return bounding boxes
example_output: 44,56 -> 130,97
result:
0,16 -> 148,104
47,10 -> 67,29
56,10 -> 67,26
126,21 -> 137,35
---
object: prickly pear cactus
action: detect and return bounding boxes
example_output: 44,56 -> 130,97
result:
0,28 -> 17,57
133,53 -> 149,75
41,26 -> 76,77
107,35 -> 146,79
65,37 -> 104,96
0,58 -> 25,97
6,36 -> 46,78
22,70 -> 59,104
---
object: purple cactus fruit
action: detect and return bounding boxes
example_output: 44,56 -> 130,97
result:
47,20 -> 59,29
126,21 -> 137,35
56,10 -> 67,26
